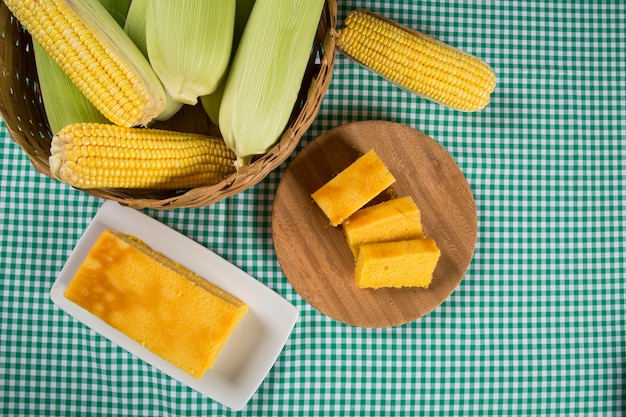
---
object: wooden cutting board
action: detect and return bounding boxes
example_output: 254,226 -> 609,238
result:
272,121 -> 477,327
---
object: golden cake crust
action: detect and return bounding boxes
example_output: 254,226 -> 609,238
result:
64,229 -> 248,379
312,150 -> 396,226
355,239 -> 441,289
343,196 -> 423,258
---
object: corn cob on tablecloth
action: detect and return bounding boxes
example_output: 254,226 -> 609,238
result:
1,1 -> 625,416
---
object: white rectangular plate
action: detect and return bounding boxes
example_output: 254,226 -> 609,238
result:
50,200 -> 299,410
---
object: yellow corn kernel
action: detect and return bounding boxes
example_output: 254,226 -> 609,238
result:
49,123 -> 236,189
33,39 -> 110,134
5,0 -> 166,127
337,10 -> 496,112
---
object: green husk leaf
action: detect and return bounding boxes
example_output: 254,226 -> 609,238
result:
98,0 -> 132,27
146,0 -> 236,105
124,0 -> 182,121
200,0 -> 256,125
219,0 -> 325,167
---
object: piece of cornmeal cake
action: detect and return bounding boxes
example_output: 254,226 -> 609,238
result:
311,149 -> 396,226
343,196 -> 424,258
355,239 -> 441,289
64,229 -> 248,379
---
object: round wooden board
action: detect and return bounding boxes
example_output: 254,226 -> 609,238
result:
272,121 -> 477,328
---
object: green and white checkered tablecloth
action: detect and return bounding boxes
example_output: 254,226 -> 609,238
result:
1,1 -> 625,415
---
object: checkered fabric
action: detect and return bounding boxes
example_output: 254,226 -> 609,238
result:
1,1 -> 624,416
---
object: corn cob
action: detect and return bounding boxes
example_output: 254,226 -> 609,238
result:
49,123 -> 236,189
4,0 -> 167,127
32,0 -> 134,134
219,0 -> 326,168
146,1 -> 236,105
336,10 -> 496,112
33,40 -> 110,135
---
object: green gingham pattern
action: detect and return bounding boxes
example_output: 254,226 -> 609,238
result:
1,1 -> 624,415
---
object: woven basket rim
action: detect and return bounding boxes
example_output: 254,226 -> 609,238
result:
0,0 -> 337,210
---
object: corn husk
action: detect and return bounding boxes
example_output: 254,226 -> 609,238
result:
146,0 -> 235,105
219,0 -> 325,167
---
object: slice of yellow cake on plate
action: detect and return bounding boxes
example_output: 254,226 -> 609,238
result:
355,238 -> 441,289
311,149 -> 395,226
64,229 -> 248,379
343,196 -> 424,258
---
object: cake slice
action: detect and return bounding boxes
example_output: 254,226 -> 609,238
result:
311,149 -> 396,226
355,239 -> 441,289
343,196 -> 424,258
64,229 -> 248,379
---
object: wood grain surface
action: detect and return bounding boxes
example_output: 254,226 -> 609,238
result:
272,121 -> 477,327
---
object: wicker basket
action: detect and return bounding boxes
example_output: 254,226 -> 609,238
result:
0,1 -> 336,210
